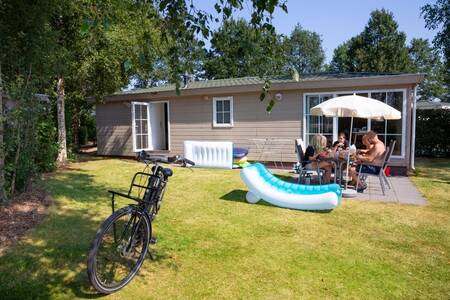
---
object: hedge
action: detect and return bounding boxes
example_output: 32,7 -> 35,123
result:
415,109 -> 450,157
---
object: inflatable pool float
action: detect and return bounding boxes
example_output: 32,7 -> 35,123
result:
240,163 -> 341,211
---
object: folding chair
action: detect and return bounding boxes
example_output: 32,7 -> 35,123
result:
357,140 -> 396,195
294,138 -> 324,184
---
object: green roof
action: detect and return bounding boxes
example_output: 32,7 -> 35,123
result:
116,72 -> 420,95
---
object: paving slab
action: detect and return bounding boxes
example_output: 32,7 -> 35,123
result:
352,175 -> 427,205
269,167 -> 427,206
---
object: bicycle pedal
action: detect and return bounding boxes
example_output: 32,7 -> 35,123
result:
149,237 -> 157,245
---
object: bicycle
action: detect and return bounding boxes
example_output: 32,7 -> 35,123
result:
86,151 -> 195,294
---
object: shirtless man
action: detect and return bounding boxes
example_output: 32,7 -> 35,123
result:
350,131 -> 386,192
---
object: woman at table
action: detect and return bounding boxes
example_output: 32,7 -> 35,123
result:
332,132 -> 349,151
304,134 -> 333,184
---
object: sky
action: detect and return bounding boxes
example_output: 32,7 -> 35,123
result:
199,0 -> 439,63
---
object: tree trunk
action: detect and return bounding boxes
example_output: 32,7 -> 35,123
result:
0,63 -> 7,204
10,125 -> 21,195
56,76 -> 67,165
72,107 -> 80,151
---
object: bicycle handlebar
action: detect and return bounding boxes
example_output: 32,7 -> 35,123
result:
137,150 -> 195,166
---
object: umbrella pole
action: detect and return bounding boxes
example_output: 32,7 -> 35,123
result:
344,117 -> 353,190
342,117 -> 357,198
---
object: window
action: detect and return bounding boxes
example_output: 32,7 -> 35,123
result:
132,102 -> 151,151
370,91 -> 404,156
305,94 -> 334,145
303,90 -> 405,157
213,96 -> 233,127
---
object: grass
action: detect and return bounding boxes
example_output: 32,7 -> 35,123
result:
0,157 -> 449,299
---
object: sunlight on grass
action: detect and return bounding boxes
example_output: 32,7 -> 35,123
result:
0,157 -> 448,299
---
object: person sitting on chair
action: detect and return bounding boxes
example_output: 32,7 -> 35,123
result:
349,131 -> 386,192
304,134 -> 333,184
332,132 -> 349,151
357,133 -> 373,154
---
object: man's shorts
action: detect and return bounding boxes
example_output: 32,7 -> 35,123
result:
359,165 -> 381,175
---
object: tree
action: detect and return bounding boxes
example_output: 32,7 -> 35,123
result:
204,19 -> 287,79
421,0 -> 450,101
330,9 -> 410,73
285,24 -> 325,73
408,38 -> 446,101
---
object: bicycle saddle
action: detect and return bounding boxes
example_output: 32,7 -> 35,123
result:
162,168 -> 173,177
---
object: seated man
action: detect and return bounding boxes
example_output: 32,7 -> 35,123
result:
349,131 -> 385,192
357,134 -> 373,154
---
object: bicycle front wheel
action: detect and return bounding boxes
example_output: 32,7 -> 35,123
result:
87,206 -> 151,294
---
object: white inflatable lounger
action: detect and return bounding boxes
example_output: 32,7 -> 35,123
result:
241,163 -> 341,211
184,141 -> 233,169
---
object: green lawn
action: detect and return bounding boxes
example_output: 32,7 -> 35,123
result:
0,157 -> 449,299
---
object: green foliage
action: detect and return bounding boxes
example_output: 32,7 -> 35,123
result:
421,0 -> 450,101
330,9 -> 410,73
3,79 -> 56,194
36,118 -> 58,172
415,109 -> 450,157
285,24 -> 325,73
204,19 -> 287,79
409,38 -> 446,101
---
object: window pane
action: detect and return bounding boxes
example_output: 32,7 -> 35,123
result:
322,116 -> 333,134
307,96 -> 319,110
386,135 -> 401,155
357,93 -> 368,97
321,94 -> 333,102
216,111 -> 223,124
141,105 -> 148,118
136,119 -> 142,134
309,115 -> 320,133
371,120 -> 385,135
136,135 -> 142,149
223,100 -> 230,112
223,112 -> 231,124
216,100 -> 223,112
387,92 -> 403,111
142,119 -> 148,134
371,92 -> 386,102
387,119 -> 401,134
135,105 -> 141,118
142,135 -> 148,149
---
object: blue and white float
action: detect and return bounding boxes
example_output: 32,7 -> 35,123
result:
240,163 -> 341,211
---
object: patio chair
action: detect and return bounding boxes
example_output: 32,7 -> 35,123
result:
294,138 -> 324,184
356,140 -> 396,195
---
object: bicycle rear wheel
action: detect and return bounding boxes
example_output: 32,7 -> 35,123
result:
87,206 -> 151,294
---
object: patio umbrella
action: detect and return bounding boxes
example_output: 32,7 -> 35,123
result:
310,94 -> 401,197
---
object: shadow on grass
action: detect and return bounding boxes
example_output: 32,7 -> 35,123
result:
0,170 -> 129,298
220,189 -> 333,213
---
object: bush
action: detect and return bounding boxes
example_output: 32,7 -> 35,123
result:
415,109 -> 450,157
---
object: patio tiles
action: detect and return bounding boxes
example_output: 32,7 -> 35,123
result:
269,168 -> 427,206
352,176 -> 427,206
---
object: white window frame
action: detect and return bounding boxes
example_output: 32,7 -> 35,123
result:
213,96 -> 234,128
131,101 -> 152,152
302,88 -> 407,158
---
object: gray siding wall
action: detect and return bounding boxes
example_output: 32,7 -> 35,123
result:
96,84 -> 414,169
96,102 -> 133,156
170,91 -> 302,162
97,91 -> 302,162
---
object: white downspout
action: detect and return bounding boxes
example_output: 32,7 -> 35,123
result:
411,85 -> 417,170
